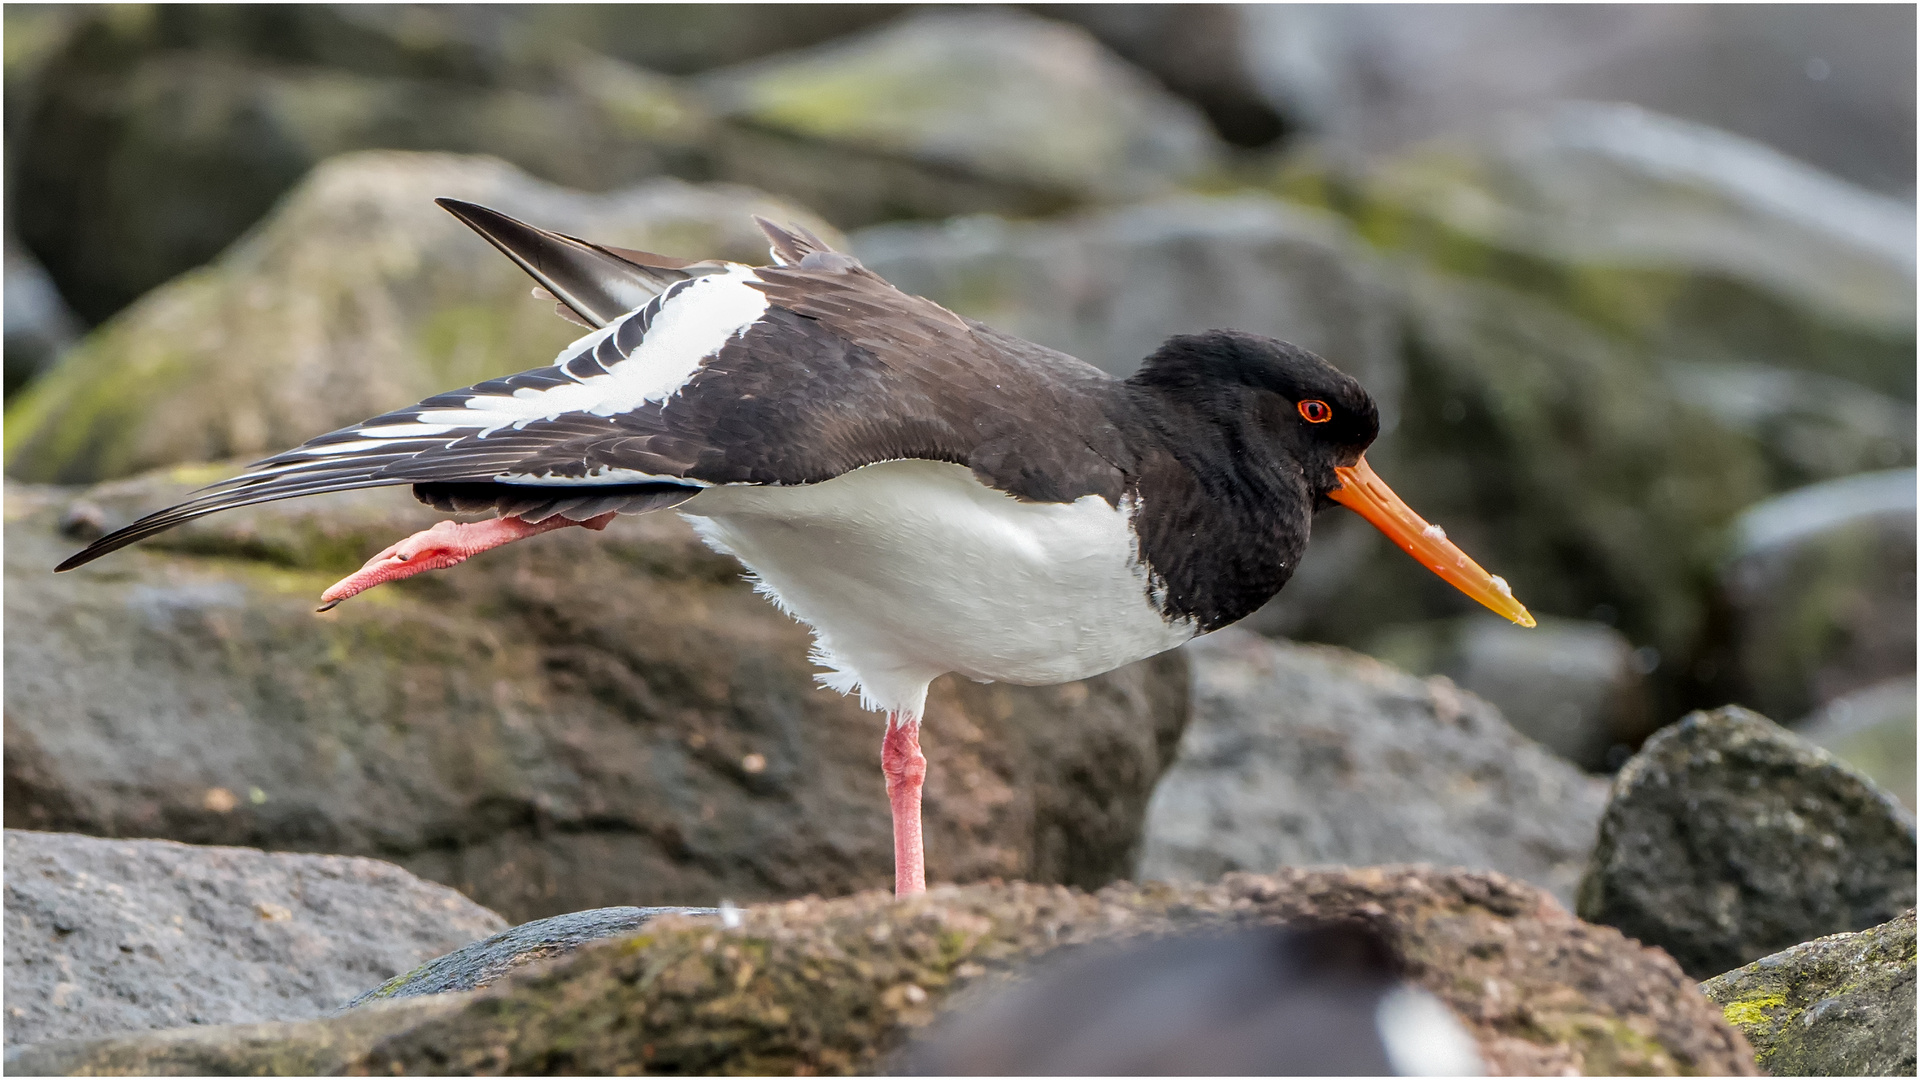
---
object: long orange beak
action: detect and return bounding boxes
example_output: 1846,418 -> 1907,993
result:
1328,455 -> 1536,628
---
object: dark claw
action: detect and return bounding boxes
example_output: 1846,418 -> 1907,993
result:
315,599 -> 341,613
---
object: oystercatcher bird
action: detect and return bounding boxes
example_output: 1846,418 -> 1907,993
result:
57,201 -> 1534,896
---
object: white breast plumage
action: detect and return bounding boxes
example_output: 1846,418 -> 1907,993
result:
679,459 -> 1197,718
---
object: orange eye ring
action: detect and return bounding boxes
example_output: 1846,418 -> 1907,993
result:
1299,399 -> 1332,423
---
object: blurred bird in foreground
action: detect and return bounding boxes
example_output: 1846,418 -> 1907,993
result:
903,921 -> 1485,1075
57,201 -> 1533,895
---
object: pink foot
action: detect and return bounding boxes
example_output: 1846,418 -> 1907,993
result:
316,512 -> 614,611
883,713 -> 928,896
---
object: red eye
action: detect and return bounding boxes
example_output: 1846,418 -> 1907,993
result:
1299,399 -> 1332,423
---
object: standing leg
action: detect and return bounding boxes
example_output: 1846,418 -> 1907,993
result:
882,712 -> 927,896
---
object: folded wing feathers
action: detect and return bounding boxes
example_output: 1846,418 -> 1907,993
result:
59,208 -> 860,573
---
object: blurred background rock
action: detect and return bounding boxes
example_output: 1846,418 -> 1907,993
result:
5,4 -> 1913,924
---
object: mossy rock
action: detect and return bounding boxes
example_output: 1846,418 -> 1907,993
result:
8,869 -> 1759,1076
6,467 -> 1189,923
5,151 -> 833,485
1703,909 -> 1916,1076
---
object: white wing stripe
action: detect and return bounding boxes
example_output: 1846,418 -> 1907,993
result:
417,266 -> 768,436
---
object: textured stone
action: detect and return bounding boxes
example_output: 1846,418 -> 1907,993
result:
1703,909 -> 1916,1077
1138,630 -> 1608,906
5,151 -> 834,486
2,830 -> 506,1049
5,474 -> 1190,924
11,869 -> 1759,1076
349,906 -> 718,1006
697,8 -> 1222,206
1364,615 -> 1652,771
1577,706 -> 1916,977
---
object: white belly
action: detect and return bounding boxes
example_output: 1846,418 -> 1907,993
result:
678,460 -> 1196,717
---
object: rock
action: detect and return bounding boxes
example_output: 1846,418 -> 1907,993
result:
1294,102 -> 1916,400
1793,677 -> 1917,812
850,193 -> 1399,392
1240,6 -> 1917,200
1577,706 -> 1917,977
9,6 -> 729,325
1364,615 -> 1652,771
4,996 -> 470,1078
12,869 -> 1760,1075
1028,5 -> 1286,147
904,922 -> 1482,1075
697,8 -> 1223,210
4,473 -> 1190,923
5,151 -> 833,486
349,906 -> 717,1006
1702,909 -> 1916,1077
1718,469 -> 1917,722
2,829 -> 506,1049
1137,630 -> 1608,906
1668,362 -> 1913,492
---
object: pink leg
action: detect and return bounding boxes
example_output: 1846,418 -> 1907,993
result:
882,713 -> 928,896
316,512 -> 615,611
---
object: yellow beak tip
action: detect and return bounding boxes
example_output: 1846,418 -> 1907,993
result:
1512,610 -> 1537,629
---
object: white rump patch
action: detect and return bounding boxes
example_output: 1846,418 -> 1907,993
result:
418,265 -> 768,435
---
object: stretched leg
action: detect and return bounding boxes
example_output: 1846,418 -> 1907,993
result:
316,512 -> 615,611
882,712 -> 928,896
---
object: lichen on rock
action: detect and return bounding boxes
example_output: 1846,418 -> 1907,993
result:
1702,909 -> 1916,1076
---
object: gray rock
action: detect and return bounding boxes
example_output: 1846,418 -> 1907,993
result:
348,906 -> 717,1007
1029,5 -> 1284,148
4,474 -> 1190,924
1137,630 -> 1609,906
851,193 -> 1399,395
4,995 -> 470,1078
9,8 -> 725,325
1668,362 -> 1913,490
697,8 -> 1223,206
3,871 -> 1762,1076
1720,470 -> 1917,721
1343,102 -> 1916,398
1793,677 -> 1917,812
1364,615 -> 1652,771
1702,909 -> 1916,1077
1577,706 -> 1916,977
2,829 -> 506,1049
6,151 -> 834,486
1241,5 -> 1917,200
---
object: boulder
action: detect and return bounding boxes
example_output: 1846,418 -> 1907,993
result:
1240,6 -> 1916,199
5,151 -> 834,486
1137,630 -> 1608,905
1718,469 -> 1917,722
350,906 -> 717,1006
9,869 -> 1760,1076
1363,615 -> 1652,771
697,8 -> 1223,212
4,473 -> 1190,924
1029,4 -> 1285,148
1292,102 -> 1916,400
2,829 -> 506,1049
1702,909 -> 1916,1077
850,193 -> 1399,394
1577,706 -> 1917,977
8,5 -> 730,326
